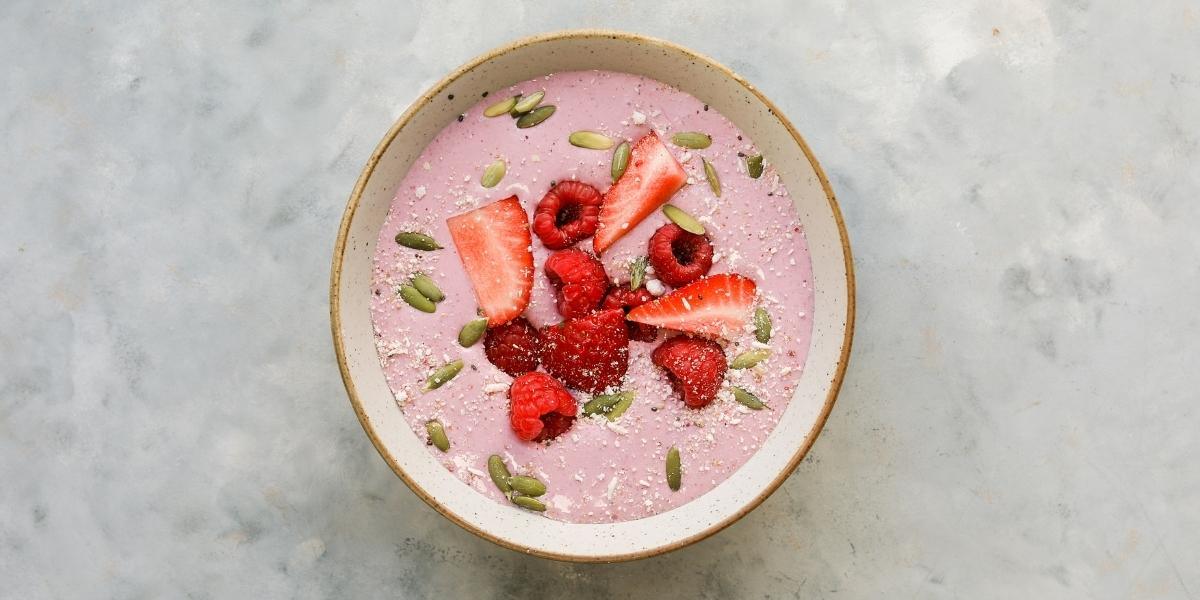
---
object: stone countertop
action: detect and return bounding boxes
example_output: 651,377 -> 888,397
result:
2,1 -> 1197,598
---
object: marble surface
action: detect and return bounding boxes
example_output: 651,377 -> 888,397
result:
2,0 -> 1197,597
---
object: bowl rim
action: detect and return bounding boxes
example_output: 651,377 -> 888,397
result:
330,28 -> 856,562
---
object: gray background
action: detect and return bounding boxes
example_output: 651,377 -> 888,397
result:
3,1 -> 1198,598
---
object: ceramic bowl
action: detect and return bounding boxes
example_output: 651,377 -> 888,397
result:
330,29 -> 854,562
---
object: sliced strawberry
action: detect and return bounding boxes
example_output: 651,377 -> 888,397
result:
626,273 -> 757,338
592,132 -> 687,254
446,196 -> 534,326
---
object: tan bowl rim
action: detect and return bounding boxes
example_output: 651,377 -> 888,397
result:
329,28 -> 856,562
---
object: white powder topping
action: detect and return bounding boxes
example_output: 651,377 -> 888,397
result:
631,111 -> 646,124
646,279 -> 665,296
414,186 -> 427,199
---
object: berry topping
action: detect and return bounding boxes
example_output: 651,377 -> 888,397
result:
593,132 -> 687,254
651,336 -> 727,408
446,196 -> 534,325
539,309 -> 630,394
627,273 -> 758,338
648,223 -> 714,288
483,317 -> 540,377
532,181 -> 602,249
509,372 -> 578,442
601,285 -> 658,342
543,249 -> 609,319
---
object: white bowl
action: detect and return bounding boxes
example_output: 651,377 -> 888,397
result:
330,30 -> 854,562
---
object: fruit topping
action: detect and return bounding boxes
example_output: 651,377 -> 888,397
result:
650,336 -> 727,408
446,196 -> 534,326
601,285 -> 658,342
543,248 -> 609,319
532,181 -> 603,249
509,372 -> 577,442
593,132 -> 687,254
627,273 -> 757,338
647,223 -> 714,288
483,317 -> 541,377
539,309 -> 630,394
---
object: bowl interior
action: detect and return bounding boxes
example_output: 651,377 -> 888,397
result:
331,30 -> 852,562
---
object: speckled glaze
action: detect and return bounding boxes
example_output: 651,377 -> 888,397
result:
331,30 -> 853,561
368,70 -> 816,523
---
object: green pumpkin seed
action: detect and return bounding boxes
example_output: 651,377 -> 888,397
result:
746,154 -> 764,179
457,317 -> 489,348
515,105 -> 556,128
671,131 -> 712,149
662,204 -> 706,235
425,419 -> 450,451
629,255 -> 648,290
423,359 -> 463,390
508,475 -> 546,497
732,386 -> 766,410
511,495 -> 547,512
611,141 -> 631,183
399,285 -> 436,313
568,130 -> 614,150
511,90 -> 545,115
394,231 -> 442,251
480,159 -> 506,188
754,307 -> 772,343
411,273 -> 445,303
487,455 -> 512,493
666,447 -> 682,491
703,158 -> 721,197
483,95 -> 518,117
730,349 -> 770,369
583,390 -> 635,419
607,392 -> 635,420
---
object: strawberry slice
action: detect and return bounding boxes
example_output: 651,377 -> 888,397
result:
593,132 -> 687,254
446,196 -> 534,326
626,273 -> 757,338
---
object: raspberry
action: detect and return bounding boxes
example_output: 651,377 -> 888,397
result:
540,309 -> 630,394
483,317 -> 540,377
543,249 -> 609,319
650,335 -> 727,408
647,223 -> 713,288
532,181 -> 602,249
509,372 -> 577,442
601,285 -> 659,342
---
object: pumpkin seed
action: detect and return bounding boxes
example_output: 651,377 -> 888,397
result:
730,348 -> 770,369
423,359 -> 463,390
487,455 -> 512,493
666,447 -> 682,491
611,141 -> 631,183
703,158 -> 721,197
662,204 -> 706,235
511,90 -> 545,115
511,495 -> 547,512
583,391 -> 635,419
508,475 -> 546,497
457,317 -> 489,348
671,131 -> 712,149
732,386 -> 766,410
480,159 -> 506,188
394,231 -> 442,251
411,273 -> 445,303
399,285 -> 436,313
754,307 -> 772,343
629,255 -> 648,290
746,154 -> 764,179
515,105 -> 555,128
607,392 -> 635,420
568,130 -> 614,150
483,95 -> 518,117
425,420 -> 450,451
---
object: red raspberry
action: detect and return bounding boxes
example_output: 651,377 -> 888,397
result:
509,372 -> 577,442
648,223 -> 713,288
539,309 -> 630,394
651,335 -> 727,408
601,285 -> 659,342
532,181 -> 602,249
543,249 -> 609,319
483,317 -> 540,377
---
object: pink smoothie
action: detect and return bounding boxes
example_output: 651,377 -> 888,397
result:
370,70 -> 814,523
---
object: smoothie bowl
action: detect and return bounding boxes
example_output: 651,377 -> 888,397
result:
331,30 -> 853,561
